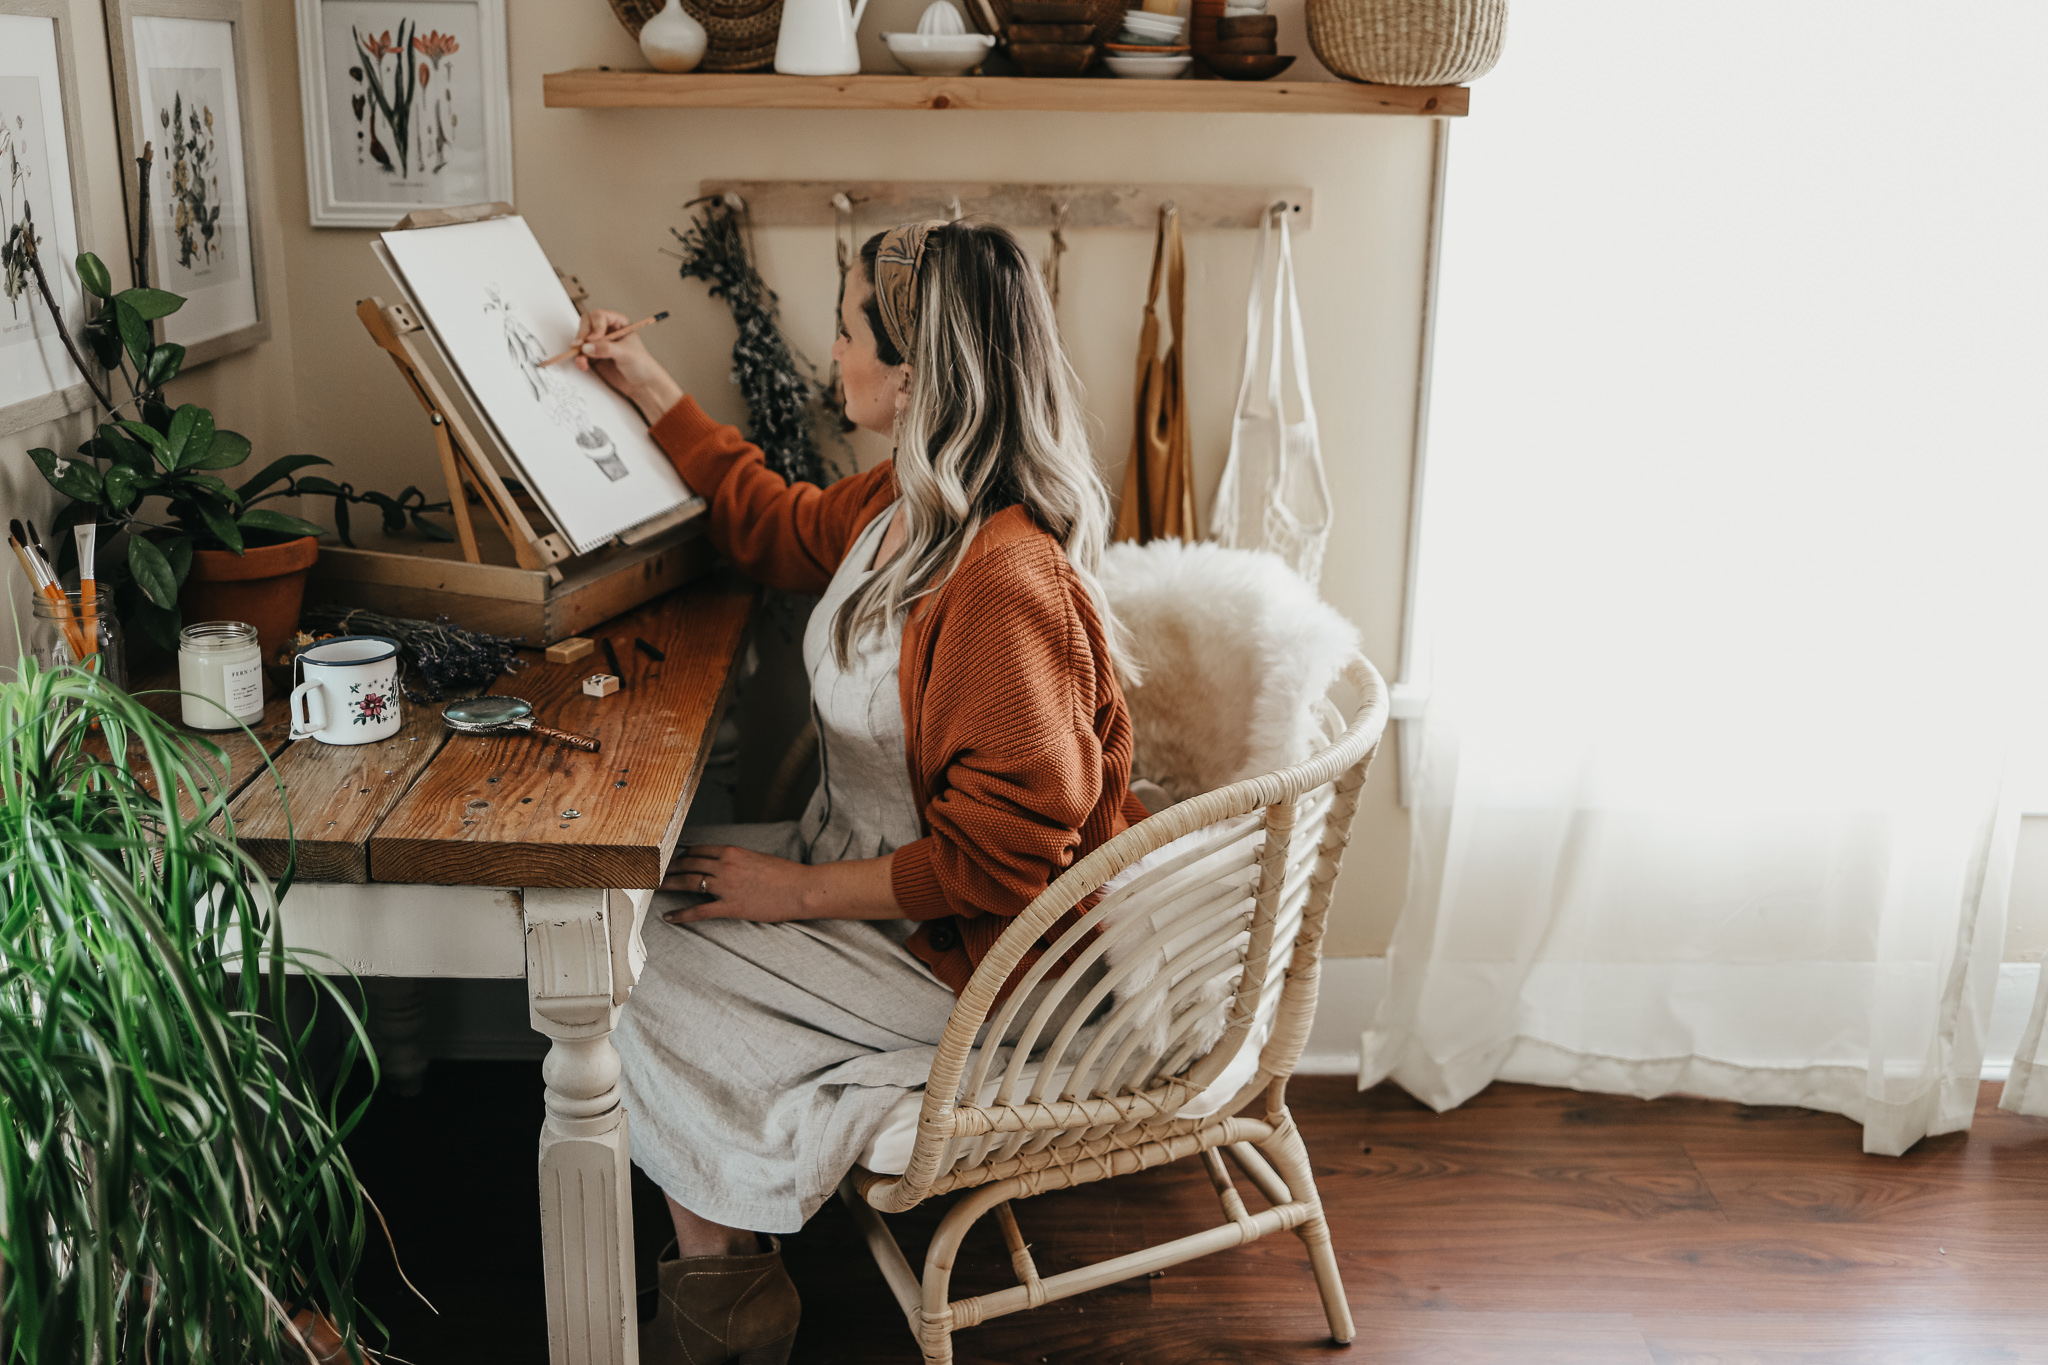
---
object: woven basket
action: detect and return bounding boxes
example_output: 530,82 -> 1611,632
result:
609,0 -> 783,73
1305,0 -> 1505,86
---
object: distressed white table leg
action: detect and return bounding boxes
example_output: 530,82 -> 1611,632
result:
526,887 -> 641,1365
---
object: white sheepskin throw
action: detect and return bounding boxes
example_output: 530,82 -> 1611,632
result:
1092,539 -> 1361,1102
1101,538 -> 1361,804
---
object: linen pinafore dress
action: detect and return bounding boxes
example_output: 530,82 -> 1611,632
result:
612,503 -> 963,1233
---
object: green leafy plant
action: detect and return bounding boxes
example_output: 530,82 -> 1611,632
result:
0,657 -> 380,1361
12,148 -> 450,653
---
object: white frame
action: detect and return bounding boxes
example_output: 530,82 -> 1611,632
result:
294,0 -> 514,229
0,0 -> 96,436
104,0 -> 270,367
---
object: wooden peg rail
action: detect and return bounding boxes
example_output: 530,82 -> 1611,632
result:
697,180 -> 1314,231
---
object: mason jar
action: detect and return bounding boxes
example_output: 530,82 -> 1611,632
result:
177,620 -> 265,730
27,590 -> 126,690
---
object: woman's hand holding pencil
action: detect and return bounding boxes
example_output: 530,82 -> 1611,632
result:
570,308 -> 682,426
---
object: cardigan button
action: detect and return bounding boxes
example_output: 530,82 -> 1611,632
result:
927,924 -> 958,951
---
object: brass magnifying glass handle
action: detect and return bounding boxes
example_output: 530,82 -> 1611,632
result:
525,721 -> 601,753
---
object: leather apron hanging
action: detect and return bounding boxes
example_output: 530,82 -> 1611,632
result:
1116,203 -> 1198,544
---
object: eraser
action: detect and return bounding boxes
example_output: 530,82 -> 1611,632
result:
582,673 -> 620,698
547,637 -> 596,664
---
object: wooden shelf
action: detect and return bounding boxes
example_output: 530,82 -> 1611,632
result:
542,69 -> 1467,117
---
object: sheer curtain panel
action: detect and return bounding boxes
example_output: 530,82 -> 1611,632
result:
1361,1 -> 2048,1155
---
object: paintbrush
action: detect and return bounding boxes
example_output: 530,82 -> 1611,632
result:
540,312 -> 670,368
73,521 -> 98,661
10,521 -> 87,660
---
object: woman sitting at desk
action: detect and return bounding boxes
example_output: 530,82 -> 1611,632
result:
574,219 -> 1148,1365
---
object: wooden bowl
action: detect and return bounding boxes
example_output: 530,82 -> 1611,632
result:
978,0 -> 1122,48
1011,21 -> 1095,41
1198,51 -> 1293,79
1105,40 -> 1190,51
1213,34 -> 1275,53
1215,14 -> 1277,38
1010,0 -> 1091,18
1010,41 -> 1098,75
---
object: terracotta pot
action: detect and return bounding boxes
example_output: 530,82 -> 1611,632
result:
181,536 -> 320,664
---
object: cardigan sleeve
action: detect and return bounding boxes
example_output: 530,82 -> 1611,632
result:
650,395 -> 894,595
889,545 -> 1106,923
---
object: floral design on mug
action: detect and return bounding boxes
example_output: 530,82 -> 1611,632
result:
348,679 -> 393,727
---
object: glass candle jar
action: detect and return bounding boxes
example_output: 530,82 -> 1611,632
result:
28,590 -> 125,690
178,621 -> 265,730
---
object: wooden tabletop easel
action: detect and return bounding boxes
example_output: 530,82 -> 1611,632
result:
357,200 -> 700,581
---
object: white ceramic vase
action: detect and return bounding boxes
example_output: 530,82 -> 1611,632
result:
640,0 -> 709,72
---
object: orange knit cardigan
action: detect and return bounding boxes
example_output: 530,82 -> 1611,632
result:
651,397 -> 1149,995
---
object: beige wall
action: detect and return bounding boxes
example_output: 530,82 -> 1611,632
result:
10,1 -> 2048,961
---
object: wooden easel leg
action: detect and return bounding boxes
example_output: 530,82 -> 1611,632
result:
526,887 -> 639,1365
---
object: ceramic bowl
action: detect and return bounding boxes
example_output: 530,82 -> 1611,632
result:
1121,11 -> 1184,34
1198,51 -> 1292,78
883,30 -> 996,74
1105,51 -> 1191,77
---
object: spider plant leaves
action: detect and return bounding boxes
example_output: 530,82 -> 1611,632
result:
0,663 -> 380,1361
127,535 -> 179,608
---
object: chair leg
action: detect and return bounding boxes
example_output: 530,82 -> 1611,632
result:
1258,1110 -> 1356,1345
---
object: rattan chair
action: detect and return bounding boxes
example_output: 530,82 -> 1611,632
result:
838,650 -> 1389,1363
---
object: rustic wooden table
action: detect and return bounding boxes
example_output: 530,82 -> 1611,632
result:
144,578 -> 754,1365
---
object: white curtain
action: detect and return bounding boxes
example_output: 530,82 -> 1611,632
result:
1362,2 -> 2048,1155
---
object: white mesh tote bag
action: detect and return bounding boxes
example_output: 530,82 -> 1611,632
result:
1209,206 -> 1333,588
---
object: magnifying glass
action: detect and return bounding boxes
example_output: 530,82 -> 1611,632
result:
442,696 -> 601,753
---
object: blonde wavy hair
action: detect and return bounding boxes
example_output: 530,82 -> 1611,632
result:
832,221 -> 1129,674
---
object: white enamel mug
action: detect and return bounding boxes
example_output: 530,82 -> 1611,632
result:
289,636 -> 403,745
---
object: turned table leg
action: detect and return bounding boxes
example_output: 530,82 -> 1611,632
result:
525,887 -> 643,1365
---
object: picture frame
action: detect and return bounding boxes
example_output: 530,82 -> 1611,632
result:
0,0 -> 96,437
294,0 -> 514,230
105,0 -> 270,367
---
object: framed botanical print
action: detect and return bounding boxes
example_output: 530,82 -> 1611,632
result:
294,0 -> 514,229
105,0 -> 269,367
0,0 -> 95,437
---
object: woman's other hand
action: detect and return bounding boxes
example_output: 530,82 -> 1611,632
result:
662,844 -> 904,924
575,307 -> 684,425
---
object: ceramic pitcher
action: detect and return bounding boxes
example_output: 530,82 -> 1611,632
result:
774,0 -> 870,75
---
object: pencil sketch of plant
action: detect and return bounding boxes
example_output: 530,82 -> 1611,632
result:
158,92 -> 221,268
1,113 -> 39,320
348,21 -> 461,181
484,283 -> 628,483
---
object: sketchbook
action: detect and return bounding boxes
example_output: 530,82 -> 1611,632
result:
375,215 -> 699,555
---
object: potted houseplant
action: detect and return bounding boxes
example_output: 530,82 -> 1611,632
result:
14,154 -> 450,660
0,656 -> 379,1361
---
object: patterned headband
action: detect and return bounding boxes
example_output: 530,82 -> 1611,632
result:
872,220 -> 946,361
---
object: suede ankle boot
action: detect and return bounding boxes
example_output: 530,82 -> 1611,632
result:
641,1236 -> 801,1365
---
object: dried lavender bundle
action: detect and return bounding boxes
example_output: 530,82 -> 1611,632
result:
669,198 -> 840,487
299,604 -> 524,702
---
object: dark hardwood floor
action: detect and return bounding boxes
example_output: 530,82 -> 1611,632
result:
344,1067 -> 2048,1364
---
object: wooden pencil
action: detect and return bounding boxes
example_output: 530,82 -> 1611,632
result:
539,311 -> 669,368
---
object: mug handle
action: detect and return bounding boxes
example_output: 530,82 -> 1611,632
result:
289,680 -> 327,739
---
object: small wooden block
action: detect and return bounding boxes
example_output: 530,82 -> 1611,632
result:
582,673 -> 620,698
546,637 -> 596,664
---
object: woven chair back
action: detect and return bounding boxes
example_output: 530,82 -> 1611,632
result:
870,653 -> 1387,1207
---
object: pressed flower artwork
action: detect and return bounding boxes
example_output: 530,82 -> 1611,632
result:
308,2 -> 509,227
0,14 -> 89,436
125,17 -> 260,357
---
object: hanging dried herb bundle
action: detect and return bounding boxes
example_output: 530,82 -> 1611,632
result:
668,197 -> 836,486
298,605 -> 524,702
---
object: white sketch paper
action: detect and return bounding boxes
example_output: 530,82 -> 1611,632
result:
378,216 -> 697,553
0,15 -> 85,427
131,17 -> 257,351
